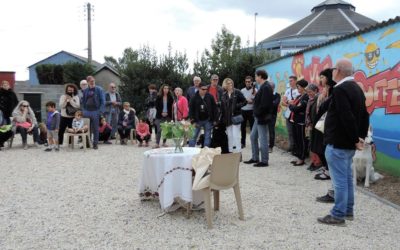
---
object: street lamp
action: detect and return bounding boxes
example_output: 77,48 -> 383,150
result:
254,12 -> 258,56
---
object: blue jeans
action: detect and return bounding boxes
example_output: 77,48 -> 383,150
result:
106,111 -> 118,137
189,120 -> 212,147
83,110 -> 100,146
250,118 -> 269,163
325,144 -> 356,219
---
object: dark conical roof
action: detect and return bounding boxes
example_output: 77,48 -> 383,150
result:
312,0 -> 355,12
260,0 -> 376,45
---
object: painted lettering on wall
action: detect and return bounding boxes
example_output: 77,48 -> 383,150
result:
355,63 -> 400,114
291,55 -> 332,84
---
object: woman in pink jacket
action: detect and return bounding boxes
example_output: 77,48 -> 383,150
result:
173,87 -> 189,121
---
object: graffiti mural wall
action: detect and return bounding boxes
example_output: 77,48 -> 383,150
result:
257,19 -> 400,176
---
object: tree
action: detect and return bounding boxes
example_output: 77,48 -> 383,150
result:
35,61 -> 95,85
201,25 -> 278,89
105,44 -> 190,116
193,52 -> 210,82
63,61 -> 95,86
35,64 -> 63,85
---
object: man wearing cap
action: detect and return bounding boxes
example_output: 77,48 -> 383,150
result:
186,76 -> 201,103
244,69 -> 273,167
189,82 -> 217,147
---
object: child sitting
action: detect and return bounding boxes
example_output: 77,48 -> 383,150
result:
44,101 -> 60,152
38,122 -> 48,146
67,111 -> 88,134
136,118 -> 150,147
99,116 -> 112,144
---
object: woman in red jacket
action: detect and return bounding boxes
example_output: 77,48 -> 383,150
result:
173,87 -> 189,121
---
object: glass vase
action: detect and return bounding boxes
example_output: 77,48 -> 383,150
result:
173,138 -> 184,153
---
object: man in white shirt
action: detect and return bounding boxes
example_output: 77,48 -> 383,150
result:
240,76 -> 257,148
281,75 -> 300,153
105,82 -> 122,140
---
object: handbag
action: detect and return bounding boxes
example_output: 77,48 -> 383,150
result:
231,114 -> 244,125
16,122 -> 32,129
315,113 -> 326,133
66,102 -> 78,116
230,92 -> 244,125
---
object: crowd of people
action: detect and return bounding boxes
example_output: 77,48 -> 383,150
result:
0,58 -> 370,226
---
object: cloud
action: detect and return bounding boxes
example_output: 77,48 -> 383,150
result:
190,0 -> 324,20
190,0 -> 400,21
1,0 -> 398,80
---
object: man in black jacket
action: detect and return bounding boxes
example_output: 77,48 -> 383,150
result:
268,82 -> 281,153
318,58 -> 369,226
189,82 -> 217,147
244,70 -> 273,167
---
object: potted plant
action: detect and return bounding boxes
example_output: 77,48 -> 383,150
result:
160,120 -> 194,153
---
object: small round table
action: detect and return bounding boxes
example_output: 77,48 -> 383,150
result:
138,147 -> 201,211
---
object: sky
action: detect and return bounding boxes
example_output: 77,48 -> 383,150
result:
0,0 -> 399,80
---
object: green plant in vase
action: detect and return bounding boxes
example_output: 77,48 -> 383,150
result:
161,120 -> 194,153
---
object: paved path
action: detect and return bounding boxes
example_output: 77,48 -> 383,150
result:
1,138 -> 399,249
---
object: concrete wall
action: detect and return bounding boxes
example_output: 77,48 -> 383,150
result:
94,69 -> 121,90
14,82 -> 65,122
257,19 -> 400,176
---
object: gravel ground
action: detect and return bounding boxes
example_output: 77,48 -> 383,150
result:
1,137 -> 399,249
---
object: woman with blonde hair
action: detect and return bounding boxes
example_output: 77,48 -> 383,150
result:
220,78 -> 246,153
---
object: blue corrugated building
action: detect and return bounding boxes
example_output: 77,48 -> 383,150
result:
28,50 -> 102,85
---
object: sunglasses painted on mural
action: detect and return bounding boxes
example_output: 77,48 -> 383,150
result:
365,48 -> 380,61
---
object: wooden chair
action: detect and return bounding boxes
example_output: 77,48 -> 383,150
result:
201,152 -> 244,229
65,118 -> 91,151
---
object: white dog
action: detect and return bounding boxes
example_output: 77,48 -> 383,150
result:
352,129 -> 382,187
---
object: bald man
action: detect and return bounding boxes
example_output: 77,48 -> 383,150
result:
105,82 -> 122,139
317,58 -> 369,226
81,76 -> 105,149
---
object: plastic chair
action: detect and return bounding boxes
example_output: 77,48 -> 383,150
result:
65,118 -> 91,151
201,152 -> 244,229
116,128 -> 137,145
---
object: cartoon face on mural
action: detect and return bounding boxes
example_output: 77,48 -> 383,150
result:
343,28 -> 400,75
364,43 -> 380,69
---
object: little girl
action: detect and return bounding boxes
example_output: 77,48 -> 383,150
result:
99,116 -> 112,144
67,111 -> 88,133
136,118 -> 150,147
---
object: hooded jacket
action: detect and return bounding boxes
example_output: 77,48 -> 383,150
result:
11,101 -> 38,132
0,88 -> 19,119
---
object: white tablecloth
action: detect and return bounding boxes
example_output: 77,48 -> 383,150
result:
139,147 -> 201,210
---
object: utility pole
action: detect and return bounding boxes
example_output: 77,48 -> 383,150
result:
86,2 -> 93,64
254,12 -> 258,56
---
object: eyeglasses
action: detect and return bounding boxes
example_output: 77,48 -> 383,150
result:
111,86 -> 116,89
245,81 -> 251,83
